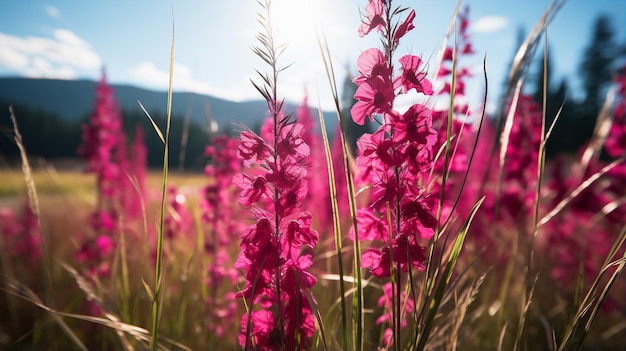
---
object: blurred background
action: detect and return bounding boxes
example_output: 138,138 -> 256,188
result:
1,0 -> 625,169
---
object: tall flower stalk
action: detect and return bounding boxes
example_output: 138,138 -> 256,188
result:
351,0 -> 436,348
201,134 -> 241,340
76,68 -> 125,279
234,1 -> 319,349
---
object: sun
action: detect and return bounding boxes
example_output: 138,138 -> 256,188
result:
269,0 -> 326,47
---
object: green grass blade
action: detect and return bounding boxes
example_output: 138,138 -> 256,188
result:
9,106 -> 88,350
558,224 -> 626,351
138,100 -> 165,144
151,16 -> 174,351
316,31 -> 362,350
417,196 -> 484,350
318,97 -> 348,349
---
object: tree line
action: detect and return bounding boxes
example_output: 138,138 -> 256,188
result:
0,101 -> 214,171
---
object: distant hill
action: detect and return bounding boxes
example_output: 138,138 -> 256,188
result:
0,77 -> 337,133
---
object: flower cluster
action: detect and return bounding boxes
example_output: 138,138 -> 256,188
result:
201,134 -> 242,337
75,69 -> 148,279
351,0 -> 437,280
543,66 -> 626,304
78,69 -> 124,203
234,3 -> 320,346
297,94 -> 333,232
432,6 -> 475,177
499,95 -> 543,222
428,6 -> 479,225
76,69 -> 124,278
376,282 -> 415,346
0,198 -> 41,267
234,114 -> 319,350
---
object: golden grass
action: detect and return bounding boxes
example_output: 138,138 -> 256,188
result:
0,168 -> 208,199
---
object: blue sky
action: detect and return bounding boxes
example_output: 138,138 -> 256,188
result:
0,0 -> 624,113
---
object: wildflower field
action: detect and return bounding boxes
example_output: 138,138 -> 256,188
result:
1,0 -> 626,350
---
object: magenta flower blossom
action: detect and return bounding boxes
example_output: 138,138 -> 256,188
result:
349,208 -> 388,241
75,68 -> 139,280
282,212 -> 319,260
238,310 -> 277,350
277,122 -> 311,159
235,7 -> 320,346
238,130 -> 272,164
376,282 -> 415,346
351,76 -> 395,125
349,2 -> 442,347
393,9 -> 415,45
296,93 -> 334,232
354,48 -> 392,85
201,134 -> 243,340
0,199 -> 42,266
233,173 -> 272,206
358,0 -> 386,38
75,234 -> 116,278
361,235 -> 427,278
397,55 -> 433,95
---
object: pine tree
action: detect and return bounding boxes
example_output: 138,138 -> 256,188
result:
580,14 -> 617,117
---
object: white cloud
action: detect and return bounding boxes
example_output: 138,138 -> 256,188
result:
129,61 -> 255,101
0,45 -> 29,69
0,30 -> 101,79
32,57 -> 51,70
54,29 -> 87,47
472,16 -> 508,34
45,5 -> 61,18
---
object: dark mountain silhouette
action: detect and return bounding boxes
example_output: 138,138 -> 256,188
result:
0,77 -> 337,133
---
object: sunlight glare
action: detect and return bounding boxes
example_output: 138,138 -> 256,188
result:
270,0 -> 326,47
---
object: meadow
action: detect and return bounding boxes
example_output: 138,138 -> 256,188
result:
1,0 -> 625,350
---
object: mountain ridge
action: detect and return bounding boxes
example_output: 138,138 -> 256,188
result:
0,77 -> 337,133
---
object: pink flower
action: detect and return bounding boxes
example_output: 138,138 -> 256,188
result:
358,0 -> 386,38
397,55 -> 433,95
238,130 -> 271,163
239,309 -> 279,351
351,76 -> 395,125
90,210 -> 117,232
362,236 -> 427,278
401,197 -> 437,239
350,208 -> 388,241
392,104 -> 436,145
357,127 -> 402,169
277,122 -> 310,160
282,212 -> 319,259
351,0 -> 437,286
376,282 -> 415,346
393,9 -> 415,45
354,48 -> 392,85
233,173 -> 272,205
361,247 -> 391,277
370,171 -> 403,210
236,86 -> 319,351
95,235 -> 116,257
240,217 -> 276,266
275,180 -> 308,218
266,156 -> 307,190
